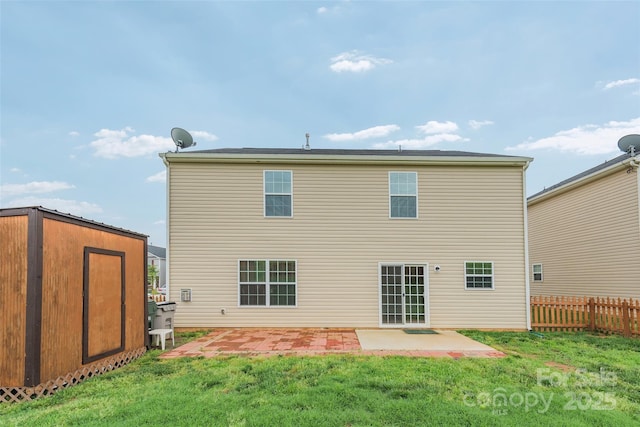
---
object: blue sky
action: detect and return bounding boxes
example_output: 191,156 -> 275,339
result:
1,1 -> 639,247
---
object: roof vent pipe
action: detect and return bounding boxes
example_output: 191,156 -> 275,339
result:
304,133 -> 311,150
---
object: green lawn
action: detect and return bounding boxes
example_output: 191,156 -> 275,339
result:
1,331 -> 639,426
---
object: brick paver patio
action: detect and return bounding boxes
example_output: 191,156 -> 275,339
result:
158,328 -> 506,359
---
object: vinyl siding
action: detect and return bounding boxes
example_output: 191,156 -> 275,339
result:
167,161 -> 528,329
529,168 -> 640,299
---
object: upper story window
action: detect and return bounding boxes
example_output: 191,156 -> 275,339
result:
465,261 -> 494,290
389,172 -> 417,218
532,264 -> 543,282
264,170 -> 292,217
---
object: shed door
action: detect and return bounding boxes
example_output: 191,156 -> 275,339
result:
380,264 -> 428,326
82,247 -> 125,364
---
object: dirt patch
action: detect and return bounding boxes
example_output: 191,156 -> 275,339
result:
544,361 -> 574,372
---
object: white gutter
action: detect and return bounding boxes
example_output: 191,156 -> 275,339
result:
160,152 -> 533,167
633,157 -> 640,255
522,161 -> 532,330
164,158 -> 171,301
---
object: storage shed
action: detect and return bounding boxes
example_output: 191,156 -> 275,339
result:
0,207 -> 148,402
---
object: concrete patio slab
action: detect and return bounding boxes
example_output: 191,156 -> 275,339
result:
356,329 -> 496,351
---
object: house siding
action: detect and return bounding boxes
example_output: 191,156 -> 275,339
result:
528,168 -> 640,299
167,161 -> 528,329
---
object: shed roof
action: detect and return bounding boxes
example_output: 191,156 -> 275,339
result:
0,206 -> 148,238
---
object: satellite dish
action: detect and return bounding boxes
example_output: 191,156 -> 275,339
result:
171,127 -> 197,152
618,134 -> 640,156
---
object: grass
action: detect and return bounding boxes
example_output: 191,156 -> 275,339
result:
1,331 -> 639,426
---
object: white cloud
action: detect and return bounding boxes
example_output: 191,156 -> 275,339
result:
5,197 -> 102,215
90,127 -> 174,158
324,125 -> 400,142
317,5 -> 342,15
1,181 -> 75,197
468,120 -> 494,130
89,127 -> 214,157
373,134 -> 468,150
146,171 -> 166,183
329,51 -> 392,73
190,130 -> 218,142
506,117 -> 640,155
416,121 -> 459,135
10,167 -> 21,173
604,78 -> 640,90
370,119 -> 469,149
153,219 -> 166,225
69,131 -> 80,137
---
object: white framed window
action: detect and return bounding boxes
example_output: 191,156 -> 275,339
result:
264,170 -> 292,217
532,264 -> 543,282
389,172 -> 417,218
238,260 -> 297,307
464,261 -> 494,290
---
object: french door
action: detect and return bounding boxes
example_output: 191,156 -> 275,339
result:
380,264 -> 428,326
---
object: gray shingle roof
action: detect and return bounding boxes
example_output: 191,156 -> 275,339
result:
528,153 -> 632,200
148,245 -> 166,258
187,147 -> 521,158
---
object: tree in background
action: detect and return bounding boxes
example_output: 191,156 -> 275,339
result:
148,264 -> 159,292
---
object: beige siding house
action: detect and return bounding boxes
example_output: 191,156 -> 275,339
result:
161,148 -> 532,330
528,153 -> 640,299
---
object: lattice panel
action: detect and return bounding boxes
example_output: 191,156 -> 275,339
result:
1,347 -> 146,403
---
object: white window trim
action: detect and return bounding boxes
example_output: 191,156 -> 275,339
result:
464,261 -> 495,291
532,263 -> 543,282
237,259 -> 298,308
388,171 -> 418,219
378,261 -> 430,328
263,170 -> 293,218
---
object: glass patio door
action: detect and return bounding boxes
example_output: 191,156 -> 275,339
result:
380,264 -> 427,326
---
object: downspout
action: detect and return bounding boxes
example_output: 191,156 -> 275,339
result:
162,155 -> 171,302
631,157 -> 640,255
522,160 -> 532,330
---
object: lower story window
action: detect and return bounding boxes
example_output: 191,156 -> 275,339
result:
239,260 -> 296,306
465,261 -> 494,290
532,264 -> 543,282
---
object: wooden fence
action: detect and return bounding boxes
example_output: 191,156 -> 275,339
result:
530,296 -> 640,338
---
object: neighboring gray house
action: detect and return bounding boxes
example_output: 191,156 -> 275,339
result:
148,245 -> 167,290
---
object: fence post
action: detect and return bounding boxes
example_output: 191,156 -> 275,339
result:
622,300 -> 631,337
588,297 -> 596,332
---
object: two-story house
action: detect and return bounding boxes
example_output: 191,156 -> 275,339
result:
160,148 -> 532,330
